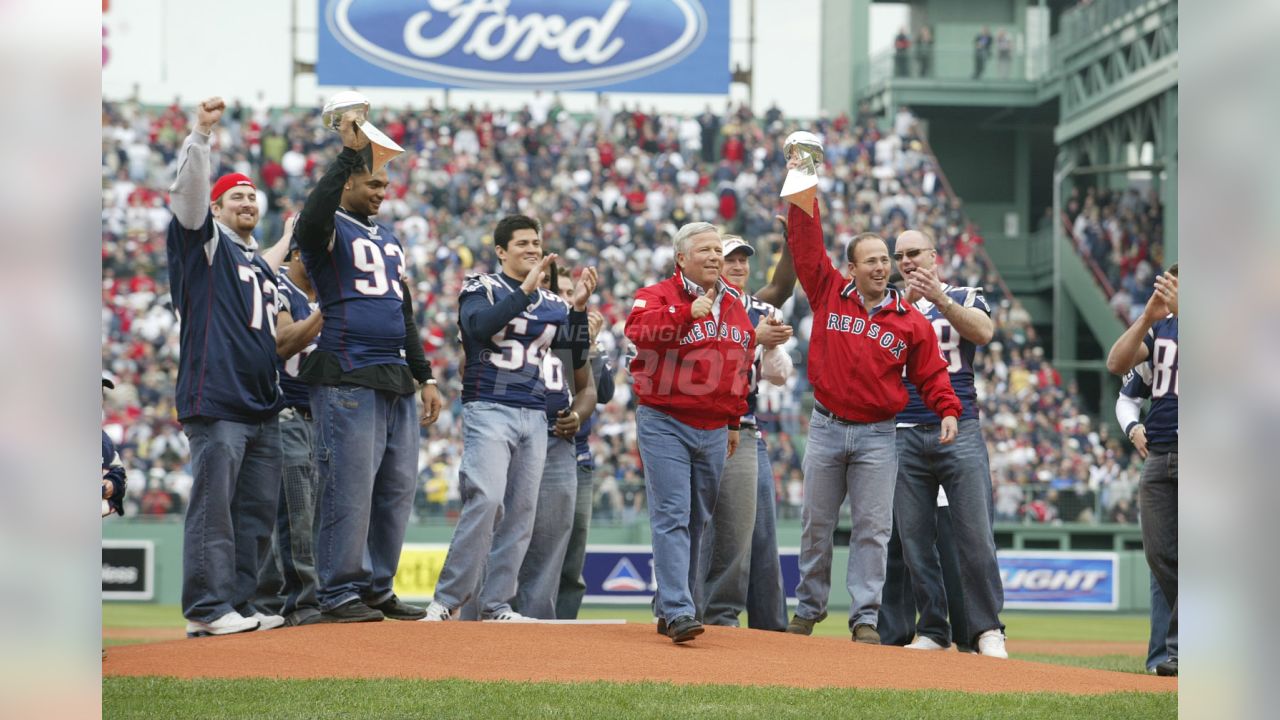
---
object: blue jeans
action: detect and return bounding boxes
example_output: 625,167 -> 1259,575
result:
746,432 -> 788,630
1140,450 -> 1178,662
311,385 -> 418,612
434,401 -> 548,616
696,425 -> 758,626
555,464 -> 595,620
894,420 -> 1004,647
515,434 -> 577,618
637,405 -> 727,622
879,505 -> 976,648
254,408 -> 321,620
1148,573 -> 1173,671
795,409 -> 898,628
181,416 -> 281,623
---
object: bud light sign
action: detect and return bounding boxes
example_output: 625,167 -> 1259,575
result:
319,0 -> 730,93
998,551 -> 1119,610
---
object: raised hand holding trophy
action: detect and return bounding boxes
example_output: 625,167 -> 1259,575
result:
322,90 -> 404,172
779,131 -> 824,217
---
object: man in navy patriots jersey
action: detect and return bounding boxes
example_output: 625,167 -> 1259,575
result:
294,113 -> 444,624
555,310 -> 616,619
166,98 -> 284,638
423,215 -> 594,622
514,269 -> 598,619
886,229 -> 1007,658
1116,360 -> 1176,673
1107,263 -> 1179,677
253,225 -> 326,626
695,233 -> 796,632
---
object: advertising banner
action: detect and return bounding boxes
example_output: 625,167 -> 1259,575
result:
317,0 -> 730,93
582,544 -> 802,604
999,551 -> 1120,610
102,540 -> 154,601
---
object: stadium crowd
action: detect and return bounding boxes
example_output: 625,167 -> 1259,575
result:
100,96 -> 1145,527
1061,184 -> 1167,324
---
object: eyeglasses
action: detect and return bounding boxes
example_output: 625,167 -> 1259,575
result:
892,248 -> 933,262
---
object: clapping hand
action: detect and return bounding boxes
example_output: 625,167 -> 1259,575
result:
755,316 -> 793,349
520,254 -> 558,295
572,267 -> 599,311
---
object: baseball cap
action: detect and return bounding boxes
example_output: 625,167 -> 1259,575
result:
102,371 -> 116,389
210,173 -> 256,202
722,237 -> 755,257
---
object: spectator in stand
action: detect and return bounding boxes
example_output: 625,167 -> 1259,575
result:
995,30 -> 1014,78
893,28 -> 912,78
973,27 -> 993,79
915,26 -> 935,78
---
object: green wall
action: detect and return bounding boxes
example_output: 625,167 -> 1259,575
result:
104,519 -> 1151,612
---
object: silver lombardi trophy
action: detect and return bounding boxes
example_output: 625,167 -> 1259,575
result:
322,90 -> 404,172
779,131 -> 824,217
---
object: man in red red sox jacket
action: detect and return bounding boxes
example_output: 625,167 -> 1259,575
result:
625,221 -> 756,644
782,198 -> 962,644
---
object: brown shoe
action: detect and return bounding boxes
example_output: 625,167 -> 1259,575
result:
786,614 -> 820,635
852,623 -> 881,644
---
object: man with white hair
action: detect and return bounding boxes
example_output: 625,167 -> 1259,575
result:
625,222 -> 756,643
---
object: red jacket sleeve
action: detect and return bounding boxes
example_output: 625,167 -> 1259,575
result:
905,314 -> 963,419
625,285 -> 693,350
786,200 -> 842,306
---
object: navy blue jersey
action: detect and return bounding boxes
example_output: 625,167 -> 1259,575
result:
1142,315 -> 1179,446
276,270 -> 319,410
743,295 -> 781,424
303,209 -> 408,372
459,272 -> 570,409
897,285 -> 989,424
166,213 -> 283,422
543,350 -> 571,432
575,345 -> 613,468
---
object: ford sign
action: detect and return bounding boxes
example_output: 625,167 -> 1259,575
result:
318,0 -> 730,93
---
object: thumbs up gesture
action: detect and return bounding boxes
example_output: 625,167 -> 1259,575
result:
691,286 -> 717,320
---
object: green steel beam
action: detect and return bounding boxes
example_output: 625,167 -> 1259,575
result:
1055,54 -> 1177,143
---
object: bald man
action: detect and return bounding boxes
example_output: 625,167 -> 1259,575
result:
884,229 -> 1007,658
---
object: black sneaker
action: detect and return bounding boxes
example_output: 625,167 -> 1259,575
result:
666,615 -> 704,644
367,595 -> 427,621
656,617 -> 667,635
317,599 -> 384,624
1156,659 -> 1178,676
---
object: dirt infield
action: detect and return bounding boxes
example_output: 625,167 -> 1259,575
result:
103,622 -> 1174,695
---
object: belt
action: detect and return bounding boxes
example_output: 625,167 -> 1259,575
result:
814,403 -> 865,426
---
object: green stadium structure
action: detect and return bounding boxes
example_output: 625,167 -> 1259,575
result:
821,0 -> 1177,423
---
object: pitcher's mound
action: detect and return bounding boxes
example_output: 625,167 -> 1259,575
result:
103,622 -> 1175,695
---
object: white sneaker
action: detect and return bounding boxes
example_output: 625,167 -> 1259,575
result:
482,609 -> 535,622
976,629 -> 1008,659
252,612 -> 286,631
419,601 -> 453,622
186,611 -> 259,638
905,636 -> 947,651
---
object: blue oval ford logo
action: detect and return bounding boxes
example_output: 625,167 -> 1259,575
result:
325,0 -> 709,90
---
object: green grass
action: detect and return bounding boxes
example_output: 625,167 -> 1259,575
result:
103,678 -> 1175,720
